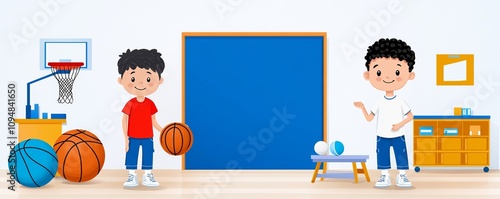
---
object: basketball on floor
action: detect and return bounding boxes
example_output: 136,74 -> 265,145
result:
9,139 -> 58,187
53,129 -> 105,182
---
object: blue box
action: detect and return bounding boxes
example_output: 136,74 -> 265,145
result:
30,104 -> 40,119
462,108 -> 472,116
42,112 -> 48,119
51,113 -> 66,119
419,126 -> 433,136
444,128 -> 458,136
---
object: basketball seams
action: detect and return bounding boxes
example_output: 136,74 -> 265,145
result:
54,132 -> 80,152
61,140 -> 75,180
21,148 -> 40,187
75,142 -> 83,182
171,126 -> 184,155
75,140 -> 103,178
178,124 -> 192,151
55,129 -> 104,180
20,140 -> 40,187
14,145 -> 19,185
173,123 -> 177,155
73,138 -> 103,176
175,124 -> 192,153
77,129 -> 100,141
162,123 -> 175,155
13,147 -> 59,161
59,139 -> 103,182
53,129 -> 100,147
22,146 -> 57,177
160,122 -> 193,156
54,130 -> 101,152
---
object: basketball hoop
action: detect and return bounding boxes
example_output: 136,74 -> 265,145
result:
48,62 -> 83,104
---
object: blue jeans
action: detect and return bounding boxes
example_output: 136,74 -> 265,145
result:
377,135 -> 409,170
125,138 -> 154,170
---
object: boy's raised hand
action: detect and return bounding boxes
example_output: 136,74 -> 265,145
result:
354,101 -> 365,109
354,101 -> 374,122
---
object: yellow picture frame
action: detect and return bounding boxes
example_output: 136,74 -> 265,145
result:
436,54 -> 474,86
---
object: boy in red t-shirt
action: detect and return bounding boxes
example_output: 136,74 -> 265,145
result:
117,49 -> 165,187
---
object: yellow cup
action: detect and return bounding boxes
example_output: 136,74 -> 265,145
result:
454,107 -> 462,116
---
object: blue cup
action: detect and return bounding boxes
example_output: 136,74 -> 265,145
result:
462,108 -> 472,116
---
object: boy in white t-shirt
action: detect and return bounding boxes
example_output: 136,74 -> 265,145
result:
354,38 -> 416,188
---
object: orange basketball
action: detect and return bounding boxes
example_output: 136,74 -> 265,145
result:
53,129 -> 105,182
160,122 -> 193,156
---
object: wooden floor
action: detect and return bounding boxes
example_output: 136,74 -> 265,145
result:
1,169 -> 500,198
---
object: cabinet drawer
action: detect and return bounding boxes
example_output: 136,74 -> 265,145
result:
465,138 -> 488,150
415,138 -> 437,150
440,138 -> 461,150
415,152 -> 436,165
466,153 -> 488,165
440,153 -> 461,165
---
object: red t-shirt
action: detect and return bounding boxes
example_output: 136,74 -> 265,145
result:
122,97 -> 158,138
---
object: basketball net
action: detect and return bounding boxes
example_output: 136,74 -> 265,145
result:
48,62 -> 83,104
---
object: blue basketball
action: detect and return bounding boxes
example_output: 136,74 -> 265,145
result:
8,139 -> 58,187
330,141 -> 344,156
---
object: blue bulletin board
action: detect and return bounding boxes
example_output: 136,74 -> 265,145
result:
183,33 -> 327,169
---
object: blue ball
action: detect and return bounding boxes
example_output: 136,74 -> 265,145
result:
330,141 -> 344,156
8,139 -> 58,187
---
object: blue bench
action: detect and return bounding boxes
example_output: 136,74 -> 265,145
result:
311,155 -> 370,183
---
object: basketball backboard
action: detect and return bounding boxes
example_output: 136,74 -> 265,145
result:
40,38 -> 92,70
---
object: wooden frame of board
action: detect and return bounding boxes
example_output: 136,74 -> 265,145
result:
181,32 -> 328,170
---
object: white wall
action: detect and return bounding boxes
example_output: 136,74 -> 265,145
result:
1,0 -> 499,170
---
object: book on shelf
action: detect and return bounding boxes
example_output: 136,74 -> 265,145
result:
469,125 -> 481,136
444,128 -> 458,136
419,126 -> 433,136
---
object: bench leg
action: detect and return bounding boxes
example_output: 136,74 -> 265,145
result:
351,162 -> 359,183
321,162 -> 326,181
311,162 -> 321,183
361,162 -> 370,182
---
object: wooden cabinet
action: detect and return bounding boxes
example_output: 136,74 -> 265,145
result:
413,115 -> 490,172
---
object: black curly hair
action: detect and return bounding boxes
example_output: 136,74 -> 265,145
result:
117,49 -> 165,78
364,38 -> 415,72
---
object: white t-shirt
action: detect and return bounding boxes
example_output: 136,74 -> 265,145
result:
370,95 -> 411,138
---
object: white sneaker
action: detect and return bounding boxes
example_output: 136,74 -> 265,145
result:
142,173 -> 160,187
123,174 -> 138,187
396,174 -> 412,187
375,174 -> 391,187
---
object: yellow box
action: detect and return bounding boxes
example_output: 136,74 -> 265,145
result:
15,119 -> 66,177
454,107 -> 462,116
15,119 -> 66,145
